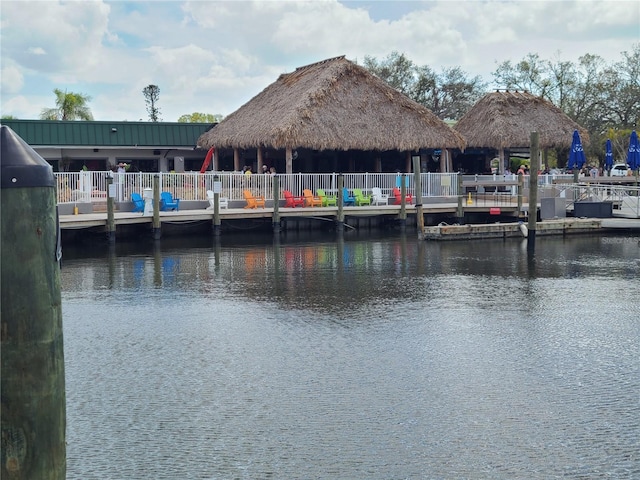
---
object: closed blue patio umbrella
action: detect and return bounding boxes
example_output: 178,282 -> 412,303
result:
568,130 -> 586,171
604,139 -> 613,170
626,130 -> 639,171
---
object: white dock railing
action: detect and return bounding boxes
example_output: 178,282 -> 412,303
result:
55,171 -> 637,216
555,183 -> 640,218
53,172 -> 460,205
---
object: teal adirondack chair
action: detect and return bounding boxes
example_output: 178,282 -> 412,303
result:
160,191 -> 180,211
342,187 -> 355,206
353,188 -> 372,206
131,192 -> 145,212
316,188 -> 337,207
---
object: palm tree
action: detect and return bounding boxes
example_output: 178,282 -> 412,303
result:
40,89 -> 93,120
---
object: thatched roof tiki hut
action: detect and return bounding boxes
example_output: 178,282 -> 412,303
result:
197,56 -> 465,174
454,90 -> 589,174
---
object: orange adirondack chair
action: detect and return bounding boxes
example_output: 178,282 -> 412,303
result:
303,189 -> 322,207
283,190 -> 304,207
243,189 -> 265,208
392,187 -> 413,205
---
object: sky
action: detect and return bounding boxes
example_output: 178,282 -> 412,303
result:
1,0 -> 638,122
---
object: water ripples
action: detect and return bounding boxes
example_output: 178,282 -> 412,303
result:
61,235 -> 639,479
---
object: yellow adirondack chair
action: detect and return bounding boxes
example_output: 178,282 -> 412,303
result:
243,189 -> 265,208
303,189 -> 322,207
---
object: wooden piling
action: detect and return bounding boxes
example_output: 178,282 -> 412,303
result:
413,156 -> 425,239
106,174 -> 115,243
213,175 -> 221,236
528,132 -> 540,250
336,174 -> 345,233
456,173 -> 464,224
152,174 -> 161,240
1,125 -> 66,479
272,175 -> 280,234
399,174 -> 407,231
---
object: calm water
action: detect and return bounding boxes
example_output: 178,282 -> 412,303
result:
61,231 -> 640,479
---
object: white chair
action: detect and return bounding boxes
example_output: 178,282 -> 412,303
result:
371,187 -> 389,205
206,190 -> 229,209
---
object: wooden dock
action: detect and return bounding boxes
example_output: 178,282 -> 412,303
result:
58,200 -> 640,242
60,202 -> 503,230
423,218 -> 640,241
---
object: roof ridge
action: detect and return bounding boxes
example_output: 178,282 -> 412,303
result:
294,55 -> 346,73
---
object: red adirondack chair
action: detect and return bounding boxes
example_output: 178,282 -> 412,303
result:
283,190 -> 304,207
392,187 -> 413,205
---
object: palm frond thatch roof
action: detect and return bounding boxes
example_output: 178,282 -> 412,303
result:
198,55 -> 465,151
454,90 -> 589,150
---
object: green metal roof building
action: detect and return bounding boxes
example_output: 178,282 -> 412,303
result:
0,120 -> 214,172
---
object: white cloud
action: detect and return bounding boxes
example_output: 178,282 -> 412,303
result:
0,94 -> 46,119
27,47 -> 47,55
0,64 -> 24,95
1,0 -> 637,121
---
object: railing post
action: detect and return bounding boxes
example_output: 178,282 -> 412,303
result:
517,173 -> 524,218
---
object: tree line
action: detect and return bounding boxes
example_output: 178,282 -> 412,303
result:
362,44 -> 639,166
11,45 -> 638,168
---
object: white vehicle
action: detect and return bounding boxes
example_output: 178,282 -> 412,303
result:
610,163 -> 629,176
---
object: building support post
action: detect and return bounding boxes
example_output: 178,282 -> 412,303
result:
234,148 -> 241,172
257,147 -> 264,173
286,148 -> 293,175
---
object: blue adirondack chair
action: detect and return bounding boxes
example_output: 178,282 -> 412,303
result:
160,191 -> 180,211
342,187 -> 355,206
131,192 -> 145,212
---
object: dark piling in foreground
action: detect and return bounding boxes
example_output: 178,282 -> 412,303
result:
1,125 -> 66,479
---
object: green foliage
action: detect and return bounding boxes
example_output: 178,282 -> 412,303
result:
362,51 -> 486,121
493,43 -> 640,166
177,112 -> 223,123
142,85 -> 161,122
40,89 -> 93,121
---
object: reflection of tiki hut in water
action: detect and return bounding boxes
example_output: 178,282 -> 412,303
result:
453,90 -> 589,173
198,55 -> 465,174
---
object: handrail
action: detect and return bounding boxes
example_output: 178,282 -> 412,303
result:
53,172 -> 461,205
53,172 -> 640,218
552,183 -> 640,218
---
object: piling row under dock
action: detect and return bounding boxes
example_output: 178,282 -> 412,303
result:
59,202 -> 640,243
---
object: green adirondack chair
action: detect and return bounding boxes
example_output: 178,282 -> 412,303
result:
353,188 -> 372,206
316,188 -> 337,207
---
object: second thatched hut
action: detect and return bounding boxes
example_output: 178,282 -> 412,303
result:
453,90 -> 589,174
197,56 -> 465,174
